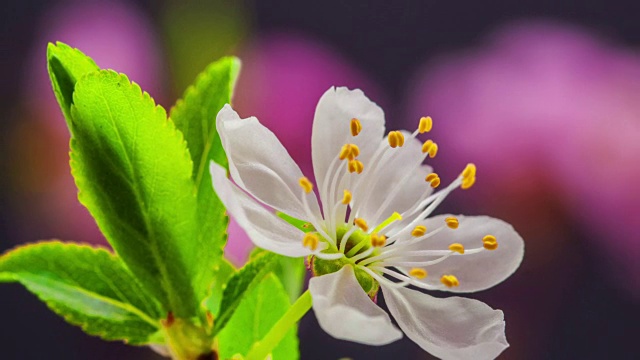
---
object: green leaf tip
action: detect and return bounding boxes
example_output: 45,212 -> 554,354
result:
47,41 -> 100,129
0,241 -> 163,345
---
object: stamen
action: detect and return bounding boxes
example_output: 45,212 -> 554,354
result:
482,235 -> 498,250
342,189 -> 352,205
350,118 -> 362,136
448,243 -> 465,254
409,268 -> 428,279
421,140 -> 438,158
425,173 -> 441,188
445,216 -> 459,229
298,177 -> 313,193
428,143 -> 438,158
388,131 -> 405,148
354,218 -> 369,232
462,163 -> 476,178
302,233 -> 319,251
411,225 -> 427,237
419,116 -> 433,133
372,212 -> 402,234
349,144 -> 360,158
461,176 -> 476,190
461,163 -> 477,189
339,144 -> 351,160
441,274 -> 460,288
371,233 -> 387,247
339,144 -> 360,161
348,159 -> 364,174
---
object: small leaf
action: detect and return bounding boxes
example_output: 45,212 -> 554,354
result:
47,42 -> 100,128
251,248 -> 306,304
202,259 -> 236,318
213,252 -> 277,335
0,241 -> 162,345
218,274 -> 299,360
170,57 -> 241,302
69,70 -> 199,318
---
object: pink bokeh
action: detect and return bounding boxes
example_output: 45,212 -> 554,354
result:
406,21 -> 640,295
13,0 -> 163,246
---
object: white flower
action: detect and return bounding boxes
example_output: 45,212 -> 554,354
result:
210,87 -> 524,359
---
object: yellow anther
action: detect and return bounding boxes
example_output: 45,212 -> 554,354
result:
302,233 -> 319,251
350,144 -> 360,158
350,118 -> 362,136
411,225 -> 427,237
298,177 -> 313,193
371,233 -> 387,247
354,218 -> 369,232
428,142 -> 438,158
339,144 -> 360,161
441,274 -> 460,288
339,144 -> 351,160
348,159 -> 364,174
445,216 -> 459,229
425,173 -> 441,188
461,176 -> 476,190
409,268 -> 428,279
342,190 -> 352,205
419,116 -> 433,133
449,243 -> 465,254
388,131 -> 405,148
462,163 -> 477,179
422,139 -> 437,156
482,235 -> 498,250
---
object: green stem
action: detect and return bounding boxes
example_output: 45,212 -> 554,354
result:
246,289 -> 312,360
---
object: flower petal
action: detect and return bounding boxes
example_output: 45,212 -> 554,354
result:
354,132 -> 433,225
311,87 -> 385,200
216,104 -> 321,220
396,215 -> 524,293
308,265 -> 402,345
210,162 -> 313,257
382,285 -> 508,360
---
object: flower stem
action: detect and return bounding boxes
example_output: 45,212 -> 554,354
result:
245,289 -> 312,360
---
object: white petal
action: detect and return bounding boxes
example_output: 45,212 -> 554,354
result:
382,285 -> 508,360
396,215 -> 524,293
216,104 -> 321,220
311,87 -> 385,200
210,162 -> 312,257
355,132 -> 433,225
308,265 -> 402,345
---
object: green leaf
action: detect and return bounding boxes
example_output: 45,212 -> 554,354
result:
0,241 -> 162,345
170,57 -> 241,301
47,42 -> 100,128
218,274 -> 299,360
69,70 -> 200,318
202,259 -> 236,318
250,249 -> 306,304
213,252 -> 277,335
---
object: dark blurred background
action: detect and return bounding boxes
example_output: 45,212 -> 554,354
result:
2,0 -> 638,359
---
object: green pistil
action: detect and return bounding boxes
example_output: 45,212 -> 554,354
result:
371,211 -> 402,234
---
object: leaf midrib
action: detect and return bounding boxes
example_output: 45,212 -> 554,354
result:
10,272 -> 159,328
95,79 -> 176,313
